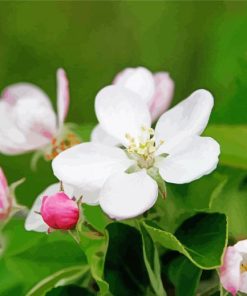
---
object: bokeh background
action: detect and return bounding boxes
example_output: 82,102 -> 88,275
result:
0,1 -> 247,207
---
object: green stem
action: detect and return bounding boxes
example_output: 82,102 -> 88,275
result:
68,230 -> 80,244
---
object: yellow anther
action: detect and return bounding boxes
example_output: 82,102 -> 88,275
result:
125,127 -> 165,169
241,263 -> 247,273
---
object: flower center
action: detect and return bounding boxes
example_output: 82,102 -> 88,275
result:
241,263 -> 247,273
45,132 -> 80,160
125,126 -> 164,169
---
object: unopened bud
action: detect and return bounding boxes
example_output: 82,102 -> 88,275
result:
0,168 -> 11,221
41,192 -> 79,230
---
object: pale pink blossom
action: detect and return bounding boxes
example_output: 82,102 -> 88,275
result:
0,69 -> 70,155
220,240 -> 247,295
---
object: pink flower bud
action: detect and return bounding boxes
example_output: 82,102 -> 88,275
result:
0,168 -> 11,220
41,192 -> 79,230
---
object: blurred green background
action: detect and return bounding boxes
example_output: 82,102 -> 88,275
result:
0,1 -> 247,207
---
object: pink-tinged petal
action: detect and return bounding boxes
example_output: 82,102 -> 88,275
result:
0,167 -> 10,220
0,83 -> 57,154
0,101 -> 35,154
240,272 -> 247,293
2,83 -> 51,105
148,72 -> 174,122
220,246 -> 242,295
1,83 -> 56,140
113,67 -> 155,104
57,68 -> 70,128
0,168 -> 8,192
14,97 -> 57,139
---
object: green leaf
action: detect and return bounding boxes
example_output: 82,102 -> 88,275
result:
82,204 -> 111,233
143,213 -> 228,269
46,285 -> 94,296
205,125 -> 247,170
105,223 -> 151,296
149,172 -> 227,235
168,255 -> 202,296
76,229 -> 110,296
0,218 -> 88,296
26,266 -> 90,296
140,223 -> 166,296
181,172 -> 228,211
210,167 -> 247,238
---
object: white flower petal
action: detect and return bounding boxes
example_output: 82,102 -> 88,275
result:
25,195 -> 48,232
148,72 -> 174,122
52,142 -> 134,190
25,183 -> 75,232
155,89 -> 214,152
240,273 -> 247,293
234,240 -> 247,254
91,124 -> 120,146
99,171 -> 158,220
156,136 -> 220,184
77,187 -> 100,205
95,85 -> 151,146
113,67 -> 155,104
57,68 -> 70,128
220,246 -> 242,295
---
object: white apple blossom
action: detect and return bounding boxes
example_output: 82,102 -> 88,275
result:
52,85 -> 220,220
91,67 -> 174,146
0,69 -> 73,158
